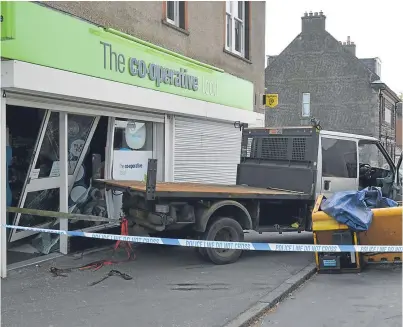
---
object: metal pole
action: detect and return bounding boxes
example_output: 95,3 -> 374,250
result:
0,92 -> 7,278
59,112 -> 69,254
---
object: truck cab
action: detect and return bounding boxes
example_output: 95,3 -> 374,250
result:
238,127 -> 401,201
316,130 -> 401,201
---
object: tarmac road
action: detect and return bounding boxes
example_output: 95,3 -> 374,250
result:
1,232 -> 314,327
253,265 -> 402,327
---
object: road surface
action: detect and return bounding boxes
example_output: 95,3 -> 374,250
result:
254,265 -> 402,327
2,232 -> 314,327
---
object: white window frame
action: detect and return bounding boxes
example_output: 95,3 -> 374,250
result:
225,1 -> 245,57
384,107 -> 392,124
302,92 -> 311,117
166,1 -> 180,27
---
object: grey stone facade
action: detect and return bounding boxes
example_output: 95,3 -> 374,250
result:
264,11 -> 401,158
41,1 -> 266,112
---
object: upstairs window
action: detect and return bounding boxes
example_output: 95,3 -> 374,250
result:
384,107 -> 392,124
302,92 -> 311,117
166,1 -> 186,30
225,1 -> 250,58
382,98 -> 395,126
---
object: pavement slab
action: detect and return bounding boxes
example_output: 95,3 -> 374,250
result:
254,265 -> 402,327
1,232 -> 314,327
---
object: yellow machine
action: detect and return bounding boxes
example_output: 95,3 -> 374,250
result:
312,195 -> 402,273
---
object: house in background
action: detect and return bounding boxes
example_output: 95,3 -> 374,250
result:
265,11 -> 401,160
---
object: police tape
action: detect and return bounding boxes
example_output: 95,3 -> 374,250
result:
3,224 -> 403,253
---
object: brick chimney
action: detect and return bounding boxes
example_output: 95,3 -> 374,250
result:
301,11 -> 326,33
342,36 -> 356,56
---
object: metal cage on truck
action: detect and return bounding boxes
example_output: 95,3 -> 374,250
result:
237,126 -> 319,195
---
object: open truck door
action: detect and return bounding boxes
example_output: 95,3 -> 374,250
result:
357,140 -> 398,200
392,154 -> 402,202
319,136 -> 359,197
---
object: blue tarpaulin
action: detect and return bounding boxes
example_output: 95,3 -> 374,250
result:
321,187 -> 398,232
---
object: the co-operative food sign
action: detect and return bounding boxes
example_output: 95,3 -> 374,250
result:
100,41 -> 199,92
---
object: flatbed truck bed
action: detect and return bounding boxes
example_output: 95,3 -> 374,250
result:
96,171 -> 313,265
98,180 -> 311,200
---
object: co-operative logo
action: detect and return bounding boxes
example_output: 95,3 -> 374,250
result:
120,163 -> 143,169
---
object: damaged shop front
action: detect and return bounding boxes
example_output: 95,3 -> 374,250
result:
0,2 -> 263,277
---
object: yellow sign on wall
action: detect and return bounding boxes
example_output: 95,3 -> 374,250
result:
265,94 -> 279,108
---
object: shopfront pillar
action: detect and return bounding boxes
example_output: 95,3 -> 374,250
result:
0,94 -> 7,278
59,112 -> 69,254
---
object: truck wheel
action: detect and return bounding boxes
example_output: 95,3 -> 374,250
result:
203,217 -> 244,265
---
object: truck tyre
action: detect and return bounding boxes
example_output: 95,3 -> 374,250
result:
202,217 -> 244,265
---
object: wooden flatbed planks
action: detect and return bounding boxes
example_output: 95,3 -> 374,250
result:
98,179 -> 306,197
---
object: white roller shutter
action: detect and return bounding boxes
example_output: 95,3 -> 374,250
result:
174,117 -> 241,184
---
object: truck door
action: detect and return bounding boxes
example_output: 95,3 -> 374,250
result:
319,136 -> 358,197
358,141 -> 397,198
394,154 -> 402,201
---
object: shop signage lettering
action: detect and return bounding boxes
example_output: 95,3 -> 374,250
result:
202,79 -> 218,97
101,41 -> 199,91
113,150 -> 152,181
120,163 -> 143,169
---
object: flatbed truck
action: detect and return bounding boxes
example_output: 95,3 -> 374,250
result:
98,125 -> 402,264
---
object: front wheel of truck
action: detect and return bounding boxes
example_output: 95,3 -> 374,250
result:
202,217 -> 244,265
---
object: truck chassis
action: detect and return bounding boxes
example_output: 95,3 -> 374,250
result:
99,158 -> 313,265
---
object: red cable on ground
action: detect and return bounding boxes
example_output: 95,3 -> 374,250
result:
50,217 -> 136,277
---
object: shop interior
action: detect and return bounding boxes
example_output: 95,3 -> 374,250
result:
6,105 -> 112,264
6,104 -> 162,265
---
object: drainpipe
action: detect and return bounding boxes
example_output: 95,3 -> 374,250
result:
378,89 -> 383,141
393,99 -> 401,163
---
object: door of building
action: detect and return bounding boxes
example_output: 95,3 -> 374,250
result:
9,111 -> 100,242
9,111 -> 62,242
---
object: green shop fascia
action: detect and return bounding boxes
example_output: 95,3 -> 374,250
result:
1,1 -> 254,111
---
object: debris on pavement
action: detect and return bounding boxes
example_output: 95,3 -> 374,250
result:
88,269 -> 133,286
